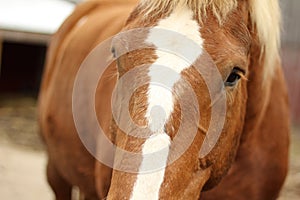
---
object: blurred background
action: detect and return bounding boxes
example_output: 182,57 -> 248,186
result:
0,0 -> 299,199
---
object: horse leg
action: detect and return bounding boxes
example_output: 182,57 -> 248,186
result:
47,160 -> 72,200
82,196 -> 99,200
75,192 -> 99,200
77,191 -> 99,200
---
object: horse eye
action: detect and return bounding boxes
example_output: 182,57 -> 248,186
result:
225,67 -> 243,87
111,47 -> 117,58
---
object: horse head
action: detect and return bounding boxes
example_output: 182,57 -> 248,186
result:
103,0 -> 280,199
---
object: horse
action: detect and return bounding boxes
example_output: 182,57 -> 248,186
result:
38,0 -> 290,199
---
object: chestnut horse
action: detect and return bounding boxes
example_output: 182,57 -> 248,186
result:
38,0 -> 289,199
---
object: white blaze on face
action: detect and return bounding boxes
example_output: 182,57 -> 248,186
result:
130,133 -> 171,200
130,5 -> 204,200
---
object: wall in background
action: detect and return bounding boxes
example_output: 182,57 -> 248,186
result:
281,0 -> 300,125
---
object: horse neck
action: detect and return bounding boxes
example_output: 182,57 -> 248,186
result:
242,32 -> 278,143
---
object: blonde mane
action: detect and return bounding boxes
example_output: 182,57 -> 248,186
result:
137,0 -> 281,79
250,0 -> 281,79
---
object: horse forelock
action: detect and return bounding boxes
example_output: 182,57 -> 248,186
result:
137,0 -> 238,23
135,0 -> 281,81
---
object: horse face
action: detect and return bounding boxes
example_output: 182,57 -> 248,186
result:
107,2 -> 251,199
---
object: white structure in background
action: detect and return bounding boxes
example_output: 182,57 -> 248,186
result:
0,0 -> 76,73
0,0 -> 76,44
